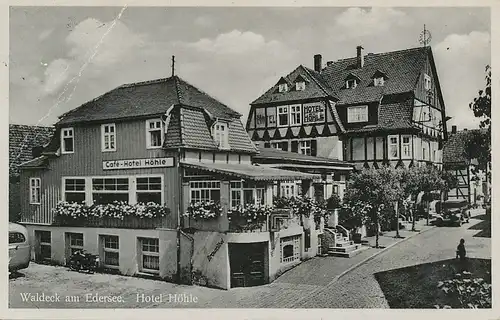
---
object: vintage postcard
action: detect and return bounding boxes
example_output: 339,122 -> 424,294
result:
3,1 -> 495,319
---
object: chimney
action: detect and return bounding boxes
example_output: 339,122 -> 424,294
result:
356,45 -> 364,68
314,54 -> 322,72
451,125 -> 457,134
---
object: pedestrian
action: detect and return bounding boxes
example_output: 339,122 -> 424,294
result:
456,238 -> 467,272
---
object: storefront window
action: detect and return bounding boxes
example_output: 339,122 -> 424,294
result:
136,176 -> 162,204
280,235 -> 300,264
190,181 -> 221,203
92,178 -> 129,205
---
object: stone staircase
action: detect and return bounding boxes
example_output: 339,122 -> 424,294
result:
326,230 -> 367,258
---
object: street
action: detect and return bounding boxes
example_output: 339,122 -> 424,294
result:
9,215 -> 490,309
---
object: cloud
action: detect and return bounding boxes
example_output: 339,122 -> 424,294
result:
332,7 -> 411,41
40,17 -> 145,96
433,31 -> 490,129
185,30 -> 288,55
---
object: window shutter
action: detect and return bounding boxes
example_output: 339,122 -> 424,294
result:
311,139 -> 317,156
291,141 -> 299,153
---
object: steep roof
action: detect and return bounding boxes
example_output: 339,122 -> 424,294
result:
321,47 -> 428,105
57,76 -> 240,125
9,124 -> 55,176
443,129 -> 482,165
251,65 -> 338,105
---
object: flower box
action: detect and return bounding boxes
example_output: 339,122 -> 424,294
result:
53,215 -> 167,229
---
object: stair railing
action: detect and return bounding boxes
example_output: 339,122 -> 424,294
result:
336,225 -> 350,240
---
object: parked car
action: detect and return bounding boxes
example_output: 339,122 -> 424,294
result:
9,222 -> 31,271
435,199 -> 470,227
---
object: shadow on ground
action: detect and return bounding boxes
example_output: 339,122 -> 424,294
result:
9,271 -> 25,280
374,258 -> 491,309
468,216 -> 491,238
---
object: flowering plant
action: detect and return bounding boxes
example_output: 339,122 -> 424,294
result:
185,201 -> 222,220
228,203 -> 273,231
52,201 -> 170,220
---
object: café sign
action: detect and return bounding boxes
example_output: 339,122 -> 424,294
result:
103,157 -> 174,170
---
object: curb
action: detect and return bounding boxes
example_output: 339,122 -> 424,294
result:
285,225 -> 436,308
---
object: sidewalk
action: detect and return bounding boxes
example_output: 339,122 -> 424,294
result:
275,219 -> 434,288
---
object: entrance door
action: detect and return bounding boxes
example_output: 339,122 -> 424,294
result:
229,243 -> 266,288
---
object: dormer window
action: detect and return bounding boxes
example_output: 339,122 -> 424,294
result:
374,77 -> 385,86
346,79 -> 357,89
424,73 -> 432,90
279,83 -> 288,93
295,81 -> 305,91
146,119 -> 163,149
213,121 -> 229,149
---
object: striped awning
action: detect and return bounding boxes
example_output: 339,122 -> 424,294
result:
180,161 -> 320,181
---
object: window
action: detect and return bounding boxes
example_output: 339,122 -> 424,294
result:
230,181 -> 242,208
278,83 -> 288,93
280,235 -> 300,263
422,144 -> 427,161
212,122 -> 229,149
424,74 -> 432,90
389,135 -> 399,159
317,235 -> 322,255
295,81 -> 305,91
289,105 -> 301,125
299,140 -> 312,155
9,232 -> 26,244
67,233 -> 84,256
190,181 -> 221,203
101,124 -> 116,152
271,141 -> 288,151
35,230 -> 51,262
433,150 -> 436,162
92,178 -> 129,205
136,176 -> 162,204
30,178 -> 41,204
101,235 -> 119,268
277,106 -> 289,126
146,119 -> 163,149
64,178 -> 85,203
139,238 -> 159,273
347,105 -> 368,123
374,77 -> 385,86
61,128 -> 74,154
402,136 -> 411,158
346,79 -> 357,89
280,181 -> 297,198
230,181 -> 266,207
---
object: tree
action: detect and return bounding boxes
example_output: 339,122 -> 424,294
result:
342,167 -> 402,248
465,65 -> 491,186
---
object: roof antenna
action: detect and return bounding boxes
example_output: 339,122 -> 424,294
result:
419,24 -> 432,47
171,55 -> 175,77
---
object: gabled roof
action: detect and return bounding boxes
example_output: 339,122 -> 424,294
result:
321,47 -> 429,105
57,76 -> 240,125
443,129 -> 482,165
163,105 -> 257,153
251,65 -> 338,105
9,124 -> 55,176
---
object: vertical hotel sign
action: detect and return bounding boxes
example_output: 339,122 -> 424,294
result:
103,157 -> 174,170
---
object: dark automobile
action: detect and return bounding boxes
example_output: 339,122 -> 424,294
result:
435,199 -> 470,227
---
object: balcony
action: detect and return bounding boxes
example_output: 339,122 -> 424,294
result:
53,215 -> 168,229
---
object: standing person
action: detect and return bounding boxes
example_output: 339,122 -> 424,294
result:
456,238 -> 467,271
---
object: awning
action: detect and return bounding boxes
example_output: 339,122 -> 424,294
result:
181,161 -> 320,181
258,164 -> 353,171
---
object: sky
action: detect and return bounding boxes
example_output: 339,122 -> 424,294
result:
9,6 -> 491,130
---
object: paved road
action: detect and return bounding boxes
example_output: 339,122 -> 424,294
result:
9,217 -> 490,309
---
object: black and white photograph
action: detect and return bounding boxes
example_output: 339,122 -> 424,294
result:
7,4 -> 493,313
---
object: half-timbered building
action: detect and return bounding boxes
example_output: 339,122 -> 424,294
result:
247,46 -> 449,171
18,75 -> 327,289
